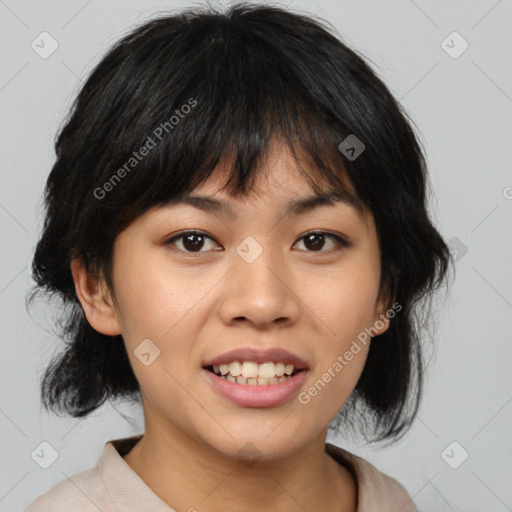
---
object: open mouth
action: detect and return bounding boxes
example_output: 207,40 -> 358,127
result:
204,362 -> 304,386
202,358 -> 310,407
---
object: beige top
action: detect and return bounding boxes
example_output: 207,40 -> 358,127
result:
24,435 -> 417,511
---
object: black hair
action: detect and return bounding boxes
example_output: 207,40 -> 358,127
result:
29,2 -> 453,443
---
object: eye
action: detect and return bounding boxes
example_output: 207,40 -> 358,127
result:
293,230 -> 349,253
165,229 -> 349,254
165,230 -> 221,253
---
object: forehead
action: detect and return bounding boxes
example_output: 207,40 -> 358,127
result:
167,143 -> 367,221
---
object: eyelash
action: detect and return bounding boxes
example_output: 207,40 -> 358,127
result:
164,229 -> 350,254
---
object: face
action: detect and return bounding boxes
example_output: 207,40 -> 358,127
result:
84,142 -> 390,461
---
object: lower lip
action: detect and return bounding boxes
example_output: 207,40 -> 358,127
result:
202,368 -> 309,408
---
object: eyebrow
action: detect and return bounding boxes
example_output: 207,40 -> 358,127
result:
170,189 -> 365,220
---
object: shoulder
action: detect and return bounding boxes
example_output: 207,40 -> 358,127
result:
24,435 -> 145,512
325,443 -> 418,512
24,462 -> 111,512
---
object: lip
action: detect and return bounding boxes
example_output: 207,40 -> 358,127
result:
202,347 -> 309,369
202,367 -> 309,407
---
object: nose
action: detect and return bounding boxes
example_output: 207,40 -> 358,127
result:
217,242 -> 301,330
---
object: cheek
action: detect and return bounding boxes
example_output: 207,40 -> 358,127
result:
296,251 -> 378,418
297,348 -> 370,433
309,259 -> 381,341
111,249 -> 198,339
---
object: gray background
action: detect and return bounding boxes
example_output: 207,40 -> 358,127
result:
1,0 -> 511,510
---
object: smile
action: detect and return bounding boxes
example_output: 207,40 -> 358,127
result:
206,361 -> 300,385
202,366 -> 309,408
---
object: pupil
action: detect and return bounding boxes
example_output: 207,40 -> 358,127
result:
184,233 -> 203,251
305,233 -> 324,251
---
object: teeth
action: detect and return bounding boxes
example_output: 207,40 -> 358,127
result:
258,362 -> 276,379
209,360 -> 301,383
241,362 -> 259,378
229,361 -> 242,376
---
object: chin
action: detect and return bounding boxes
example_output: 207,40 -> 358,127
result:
197,422 -> 312,463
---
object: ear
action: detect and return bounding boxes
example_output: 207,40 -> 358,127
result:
70,258 -> 122,336
370,290 -> 394,338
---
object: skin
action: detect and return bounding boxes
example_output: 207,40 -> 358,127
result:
71,141 -> 391,512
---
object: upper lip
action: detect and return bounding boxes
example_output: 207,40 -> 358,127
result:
203,347 -> 309,370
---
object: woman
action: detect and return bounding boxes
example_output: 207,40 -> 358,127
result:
26,3 -> 452,510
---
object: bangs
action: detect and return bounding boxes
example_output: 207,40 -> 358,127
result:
84,12 -> 365,232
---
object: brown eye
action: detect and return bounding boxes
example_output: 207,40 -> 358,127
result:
166,231 -> 221,253
294,231 -> 349,253
165,230 -> 349,254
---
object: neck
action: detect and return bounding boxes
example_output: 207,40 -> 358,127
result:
122,412 -> 357,512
